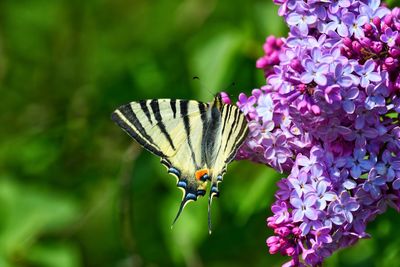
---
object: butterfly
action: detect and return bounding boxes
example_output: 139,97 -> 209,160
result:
111,93 -> 248,233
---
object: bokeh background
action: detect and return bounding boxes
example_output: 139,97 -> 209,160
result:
1,0 -> 400,266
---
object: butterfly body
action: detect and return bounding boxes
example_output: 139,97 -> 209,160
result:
112,93 -> 248,232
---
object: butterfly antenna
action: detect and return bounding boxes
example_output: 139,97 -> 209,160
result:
192,76 -> 214,98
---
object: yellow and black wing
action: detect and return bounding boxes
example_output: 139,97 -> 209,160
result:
111,99 -> 210,222
204,101 -> 249,232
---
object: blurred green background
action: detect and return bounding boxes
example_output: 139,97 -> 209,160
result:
0,0 -> 400,266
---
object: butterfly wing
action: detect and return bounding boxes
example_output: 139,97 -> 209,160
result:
111,99 -> 210,223
205,102 -> 249,232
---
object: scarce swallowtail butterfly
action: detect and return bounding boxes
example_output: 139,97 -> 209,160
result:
111,93 -> 248,233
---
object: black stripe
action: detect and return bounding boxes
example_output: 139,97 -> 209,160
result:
226,115 -> 249,163
181,101 -> 198,167
213,105 -> 230,162
140,100 -> 153,124
150,99 -> 176,150
199,103 -> 208,164
223,107 -> 240,153
220,104 -> 232,137
170,100 -> 177,118
111,108 -> 165,157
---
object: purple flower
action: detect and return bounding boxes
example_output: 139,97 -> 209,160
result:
272,200 -> 291,224
341,13 -> 369,39
290,194 -> 318,222
238,0 -> 400,265
380,28 -> 399,47
342,87 -> 360,114
354,60 -> 381,88
315,181 -> 337,210
330,191 -> 360,224
362,168 -> 386,199
331,63 -> 356,88
375,150 -> 400,182
393,178 -> 400,190
345,148 -> 375,178
359,0 -> 390,22
237,93 -> 256,116
313,226 -> 332,245
288,171 -> 315,197
287,12 -> 317,35
256,94 -> 274,121
301,59 -> 329,86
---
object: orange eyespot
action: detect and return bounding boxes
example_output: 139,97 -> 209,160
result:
195,169 -> 209,181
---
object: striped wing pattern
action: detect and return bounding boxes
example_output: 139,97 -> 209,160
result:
204,103 -> 248,232
111,95 -> 248,232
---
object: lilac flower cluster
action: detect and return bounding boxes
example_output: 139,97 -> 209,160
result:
235,1 -> 400,266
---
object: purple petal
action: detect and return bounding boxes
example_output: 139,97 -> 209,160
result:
315,74 -> 327,86
343,100 -> 355,114
337,23 -> 349,37
316,181 -> 327,195
350,165 -> 362,178
304,195 -> 317,207
290,197 -> 303,209
367,72 -> 382,82
305,208 -> 318,220
287,13 -> 302,25
301,73 -> 314,84
293,209 -> 305,222
364,60 -> 375,73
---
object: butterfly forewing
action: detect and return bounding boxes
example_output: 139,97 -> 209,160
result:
113,99 -> 207,157
112,99 -> 210,205
215,104 -> 249,172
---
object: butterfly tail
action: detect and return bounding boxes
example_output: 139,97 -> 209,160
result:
171,181 -> 200,227
207,182 -> 220,234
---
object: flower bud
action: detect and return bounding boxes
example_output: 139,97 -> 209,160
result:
372,17 -> 381,30
352,41 -> 362,53
389,47 -> 400,57
266,35 -> 276,46
381,24 -> 389,32
371,41 -> 383,53
292,227 -> 302,236
396,35 -> 400,46
384,57 -> 397,71
342,37 -> 352,47
392,7 -> 400,19
275,226 -> 291,237
276,38 -> 284,47
263,43 -> 273,55
395,22 -> 400,31
290,59 -> 302,72
359,37 -> 372,47
364,23 -> 373,35
285,247 -> 296,256
384,14 -> 393,27
266,236 -> 280,246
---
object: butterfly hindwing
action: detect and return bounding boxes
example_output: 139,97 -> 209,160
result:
203,101 -> 249,232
